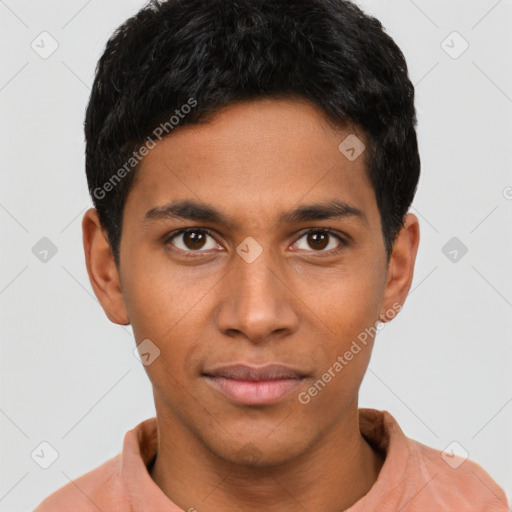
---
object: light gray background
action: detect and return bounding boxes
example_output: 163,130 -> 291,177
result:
1,1 -> 511,510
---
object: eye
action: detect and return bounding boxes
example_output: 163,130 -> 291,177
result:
166,228 -> 219,252
293,229 -> 346,253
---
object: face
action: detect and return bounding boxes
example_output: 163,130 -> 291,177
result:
84,97 -> 419,467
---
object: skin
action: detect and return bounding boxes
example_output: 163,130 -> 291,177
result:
83,97 -> 420,512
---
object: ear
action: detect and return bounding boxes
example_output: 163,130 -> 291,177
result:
379,213 -> 420,322
82,208 -> 130,325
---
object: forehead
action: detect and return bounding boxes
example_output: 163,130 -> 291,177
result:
126,98 -> 379,230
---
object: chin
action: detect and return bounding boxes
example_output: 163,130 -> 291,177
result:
206,431 -> 310,469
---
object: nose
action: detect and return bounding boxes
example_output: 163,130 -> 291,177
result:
214,247 -> 300,344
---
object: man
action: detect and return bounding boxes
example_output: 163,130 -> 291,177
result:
35,0 -> 508,510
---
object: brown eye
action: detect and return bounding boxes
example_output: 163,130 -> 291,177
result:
183,231 -> 207,250
307,231 -> 329,250
167,229 -> 218,252
294,229 -> 345,253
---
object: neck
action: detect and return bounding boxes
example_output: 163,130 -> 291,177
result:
149,402 -> 384,512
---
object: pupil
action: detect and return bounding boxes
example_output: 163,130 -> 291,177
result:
308,231 -> 328,250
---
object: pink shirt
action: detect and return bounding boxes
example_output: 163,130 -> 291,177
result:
34,408 -> 508,511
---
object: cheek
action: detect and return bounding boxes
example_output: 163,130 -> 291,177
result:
329,285 -> 382,340
299,291 -> 380,414
306,260 -> 385,338
121,253 -> 213,342
309,262 -> 385,379
121,259 -> 213,382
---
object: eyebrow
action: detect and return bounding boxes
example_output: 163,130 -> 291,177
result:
144,199 -> 368,229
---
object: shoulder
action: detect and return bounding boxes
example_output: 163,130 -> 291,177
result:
33,454 -> 127,512
361,409 -> 508,512
409,437 -> 508,511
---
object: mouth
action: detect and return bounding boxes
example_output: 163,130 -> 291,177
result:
201,364 -> 307,406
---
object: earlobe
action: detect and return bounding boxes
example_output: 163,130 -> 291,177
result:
82,208 -> 130,325
379,213 -> 420,323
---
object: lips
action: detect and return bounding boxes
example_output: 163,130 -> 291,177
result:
203,363 -> 306,381
202,363 -> 307,405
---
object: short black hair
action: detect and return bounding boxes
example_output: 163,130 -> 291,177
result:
85,0 -> 420,266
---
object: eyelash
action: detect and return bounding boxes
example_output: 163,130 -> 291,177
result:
164,227 -> 348,257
